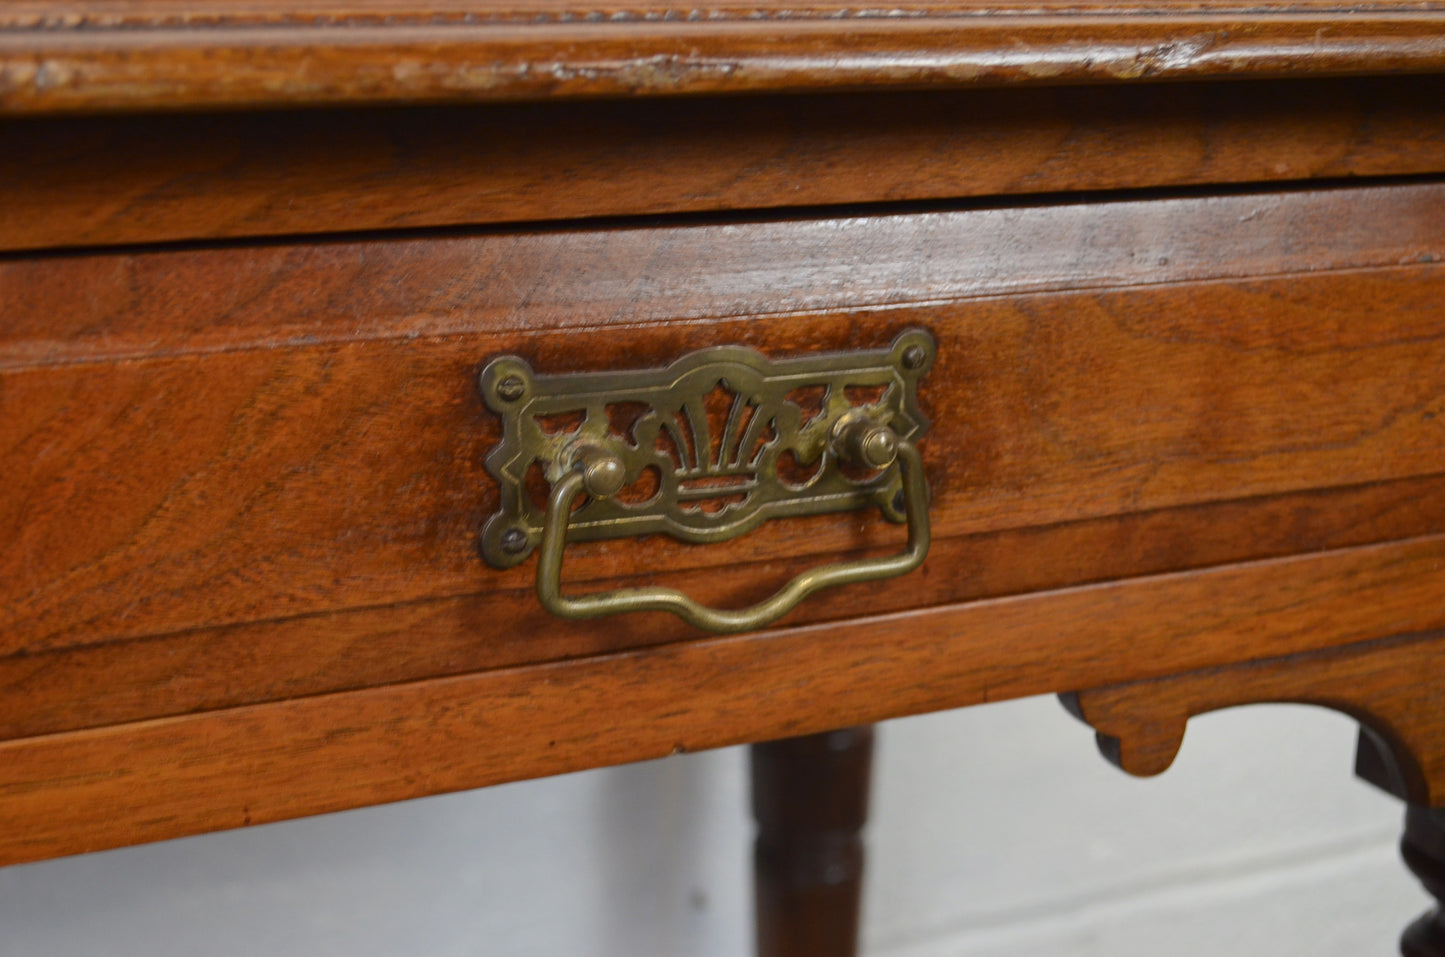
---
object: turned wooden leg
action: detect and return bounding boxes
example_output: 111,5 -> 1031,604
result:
750,725 -> 874,957
1402,805 -> 1445,957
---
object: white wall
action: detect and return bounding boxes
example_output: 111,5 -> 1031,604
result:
0,696 -> 1426,956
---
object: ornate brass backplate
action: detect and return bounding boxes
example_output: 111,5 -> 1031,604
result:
478,329 -> 934,570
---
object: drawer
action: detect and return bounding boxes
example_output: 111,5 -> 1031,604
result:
3,180 -> 1445,861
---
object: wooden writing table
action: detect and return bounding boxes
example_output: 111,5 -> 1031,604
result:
2,2 -> 1445,952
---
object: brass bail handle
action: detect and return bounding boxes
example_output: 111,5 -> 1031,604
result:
536,416 -> 931,634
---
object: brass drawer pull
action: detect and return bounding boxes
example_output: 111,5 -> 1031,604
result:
479,330 -> 935,633
534,426 -> 929,633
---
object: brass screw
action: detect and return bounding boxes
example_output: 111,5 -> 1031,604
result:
901,344 -> 928,370
500,528 -> 529,555
496,375 -> 526,402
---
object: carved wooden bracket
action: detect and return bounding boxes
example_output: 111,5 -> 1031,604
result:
1061,631 -> 1445,807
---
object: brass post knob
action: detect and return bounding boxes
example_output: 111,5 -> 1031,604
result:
832,412 -> 899,470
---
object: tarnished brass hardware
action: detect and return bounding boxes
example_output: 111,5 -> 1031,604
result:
831,410 -> 899,471
535,434 -> 929,632
478,329 -> 935,632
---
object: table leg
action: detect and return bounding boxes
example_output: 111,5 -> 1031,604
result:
750,725 -> 874,957
1403,805 -> 1445,957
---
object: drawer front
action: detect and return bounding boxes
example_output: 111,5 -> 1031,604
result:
2,181 -> 1445,746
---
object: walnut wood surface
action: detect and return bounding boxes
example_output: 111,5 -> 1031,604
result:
4,186 -> 1443,644
1064,631 -> 1445,805
752,727 -> 873,957
7,77 -> 1445,252
3,182 -> 1442,741
8,181 -> 1443,369
3,7 -> 1445,114
0,533 -> 1442,866
1,11 -> 1443,903
2,475 -> 1442,742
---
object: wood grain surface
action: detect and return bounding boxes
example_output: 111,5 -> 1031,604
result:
6,78 -> 1445,252
0,532 -> 1442,866
1,473 -> 1443,742
8,181 -> 1442,369
1064,630 -> 1445,805
3,110 -> 1444,877
2,7 -> 1445,113
3,0 -> 1444,933
3,183 -> 1442,726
